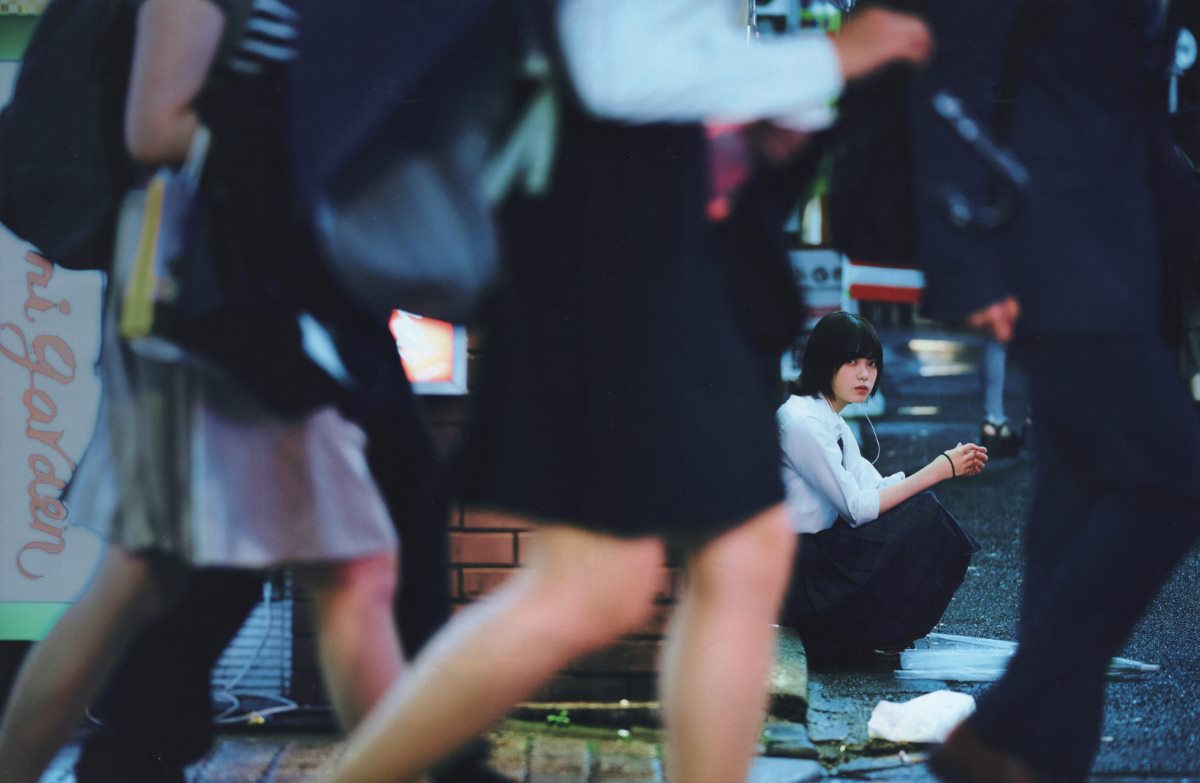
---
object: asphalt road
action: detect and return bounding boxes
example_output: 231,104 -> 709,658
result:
809,323 -> 1200,780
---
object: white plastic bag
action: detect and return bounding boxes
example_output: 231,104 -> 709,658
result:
866,690 -> 975,744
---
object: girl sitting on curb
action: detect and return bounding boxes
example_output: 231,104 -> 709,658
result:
779,311 -> 985,663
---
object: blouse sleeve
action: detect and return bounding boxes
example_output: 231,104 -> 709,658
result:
783,414 -> 882,526
556,0 -> 843,129
843,433 -> 905,493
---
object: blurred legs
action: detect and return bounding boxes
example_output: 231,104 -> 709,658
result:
297,550 -> 404,730
332,524 -> 665,783
660,504 -> 796,783
0,546 -> 172,783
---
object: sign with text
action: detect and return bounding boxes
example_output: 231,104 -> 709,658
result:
789,248 -> 844,329
0,61 -> 105,638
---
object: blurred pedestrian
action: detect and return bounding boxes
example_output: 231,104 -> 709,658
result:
0,2 -> 423,780
72,366 -> 451,783
330,4 -> 932,782
778,311 -> 984,663
913,1 -> 1200,779
978,338 -> 1024,457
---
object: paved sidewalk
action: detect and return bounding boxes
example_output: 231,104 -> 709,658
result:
37,629 -> 933,783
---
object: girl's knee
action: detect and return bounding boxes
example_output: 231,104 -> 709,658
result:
691,506 -> 797,600
298,551 -> 399,609
532,592 -> 657,655
522,540 -> 663,648
582,573 -> 661,638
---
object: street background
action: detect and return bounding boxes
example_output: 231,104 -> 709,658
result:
34,320 -> 1200,782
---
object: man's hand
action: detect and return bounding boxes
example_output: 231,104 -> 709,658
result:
967,296 -> 1020,343
832,7 -> 933,82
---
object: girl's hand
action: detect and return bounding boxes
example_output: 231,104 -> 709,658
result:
941,442 -> 988,479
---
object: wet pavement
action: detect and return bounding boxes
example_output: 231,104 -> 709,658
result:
37,324 -> 1200,781
806,324 -> 1200,781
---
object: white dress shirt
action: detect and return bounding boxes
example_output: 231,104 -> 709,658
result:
557,0 -> 844,130
778,394 -> 905,534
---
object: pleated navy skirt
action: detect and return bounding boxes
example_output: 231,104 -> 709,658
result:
781,491 -> 979,657
457,103 -> 801,540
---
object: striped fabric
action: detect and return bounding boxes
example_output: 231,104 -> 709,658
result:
227,0 -> 298,75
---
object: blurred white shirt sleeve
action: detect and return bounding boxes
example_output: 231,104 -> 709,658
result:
557,0 -> 844,130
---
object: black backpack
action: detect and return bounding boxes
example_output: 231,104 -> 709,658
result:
0,0 -> 141,271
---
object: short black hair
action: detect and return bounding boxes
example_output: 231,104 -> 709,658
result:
794,311 -> 884,400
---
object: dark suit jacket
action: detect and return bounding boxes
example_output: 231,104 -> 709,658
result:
914,0 -> 1167,338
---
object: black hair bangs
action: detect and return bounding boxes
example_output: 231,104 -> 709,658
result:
795,311 -> 886,400
838,330 -> 884,364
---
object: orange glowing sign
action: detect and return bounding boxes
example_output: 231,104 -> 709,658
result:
389,310 -> 468,394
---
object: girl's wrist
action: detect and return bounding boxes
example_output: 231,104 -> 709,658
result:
939,451 -> 956,479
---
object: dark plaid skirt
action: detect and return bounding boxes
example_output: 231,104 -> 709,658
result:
781,491 -> 979,656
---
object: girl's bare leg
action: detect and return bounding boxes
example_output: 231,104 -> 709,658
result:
659,504 -> 796,783
297,550 -> 404,730
332,523 -> 665,783
0,546 -> 169,783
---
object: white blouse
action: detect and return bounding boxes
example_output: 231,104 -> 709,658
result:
778,394 -> 905,534
557,0 -> 844,130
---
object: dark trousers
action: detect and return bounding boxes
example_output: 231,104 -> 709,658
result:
971,336 -> 1200,779
77,569 -> 264,778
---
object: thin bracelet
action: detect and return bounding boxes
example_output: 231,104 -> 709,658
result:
941,452 -> 956,478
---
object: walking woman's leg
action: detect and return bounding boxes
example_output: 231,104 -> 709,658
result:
0,546 -> 171,783
332,523 -> 665,783
297,550 -> 404,730
659,504 -> 796,783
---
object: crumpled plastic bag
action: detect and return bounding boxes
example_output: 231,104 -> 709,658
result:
866,690 -> 975,743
